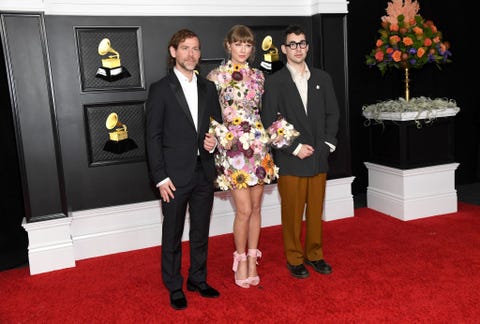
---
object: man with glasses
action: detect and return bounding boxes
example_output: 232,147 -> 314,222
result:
261,25 -> 340,279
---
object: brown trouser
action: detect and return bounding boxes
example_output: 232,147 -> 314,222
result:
277,173 -> 327,265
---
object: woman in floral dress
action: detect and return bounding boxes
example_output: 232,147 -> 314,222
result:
207,25 -> 278,289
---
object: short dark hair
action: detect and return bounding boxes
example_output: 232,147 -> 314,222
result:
167,29 -> 200,68
283,25 -> 306,44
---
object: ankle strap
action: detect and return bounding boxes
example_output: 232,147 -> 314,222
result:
232,251 -> 247,272
247,249 -> 262,258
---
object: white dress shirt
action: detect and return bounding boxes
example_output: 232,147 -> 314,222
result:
285,63 -> 336,155
158,68 -> 199,187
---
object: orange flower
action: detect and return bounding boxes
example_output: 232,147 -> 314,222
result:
402,37 -> 413,46
261,154 -> 275,176
389,24 -> 399,32
375,51 -> 384,61
417,47 -> 426,58
423,38 -> 432,46
392,50 -> 402,62
412,26 -> 423,35
389,35 -> 401,45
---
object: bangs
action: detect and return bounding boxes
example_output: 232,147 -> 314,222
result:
231,29 -> 254,44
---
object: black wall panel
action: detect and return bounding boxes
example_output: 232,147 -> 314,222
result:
1,13 -> 67,222
2,14 -> 349,218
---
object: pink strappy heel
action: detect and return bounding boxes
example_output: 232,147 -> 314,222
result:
233,251 -> 250,288
247,249 -> 262,286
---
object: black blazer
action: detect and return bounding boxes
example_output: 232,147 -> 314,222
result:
146,72 -> 222,187
261,66 -> 340,176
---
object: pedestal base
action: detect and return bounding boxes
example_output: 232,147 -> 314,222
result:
364,162 -> 459,221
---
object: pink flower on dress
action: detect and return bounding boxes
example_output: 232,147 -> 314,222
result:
228,124 -> 243,137
222,107 -> 235,122
246,89 -> 256,100
252,140 -> 263,154
230,154 -> 246,170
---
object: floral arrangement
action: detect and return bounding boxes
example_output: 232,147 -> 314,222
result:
365,0 -> 452,75
267,113 -> 300,148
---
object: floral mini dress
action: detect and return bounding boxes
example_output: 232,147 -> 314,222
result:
207,60 -> 279,190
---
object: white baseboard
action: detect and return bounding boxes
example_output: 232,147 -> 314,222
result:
365,162 -> 459,221
23,177 -> 355,275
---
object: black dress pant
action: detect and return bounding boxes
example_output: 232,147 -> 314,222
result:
160,160 -> 214,292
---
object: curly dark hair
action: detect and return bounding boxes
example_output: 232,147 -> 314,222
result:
167,29 -> 200,68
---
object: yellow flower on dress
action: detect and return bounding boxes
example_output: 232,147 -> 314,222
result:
231,170 -> 250,189
255,122 -> 263,129
232,117 -> 242,125
226,132 -> 234,141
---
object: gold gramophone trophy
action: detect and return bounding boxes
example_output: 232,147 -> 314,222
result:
95,38 -> 131,82
103,112 -> 138,154
106,112 -> 128,141
259,35 -> 284,74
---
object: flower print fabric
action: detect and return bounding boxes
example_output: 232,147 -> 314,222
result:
207,60 -> 279,191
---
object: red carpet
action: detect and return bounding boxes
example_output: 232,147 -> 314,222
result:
1,203 -> 480,323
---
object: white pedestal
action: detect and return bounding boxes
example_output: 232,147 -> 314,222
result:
364,162 -> 459,221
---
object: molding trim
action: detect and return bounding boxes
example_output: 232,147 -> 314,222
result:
0,0 -> 349,16
23,178 -> 354,275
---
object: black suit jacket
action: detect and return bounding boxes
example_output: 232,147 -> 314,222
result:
146,71 -> 222,187
261,66 -> 340,176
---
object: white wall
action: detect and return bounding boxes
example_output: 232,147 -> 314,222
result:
24,179 -> 355,275
1,0 -> 349,15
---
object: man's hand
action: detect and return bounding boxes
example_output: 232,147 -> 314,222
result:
204,133 -> 216,152
159,179 -> 176,203
297,144 -> 314,160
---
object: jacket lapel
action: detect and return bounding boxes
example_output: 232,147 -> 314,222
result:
196,77 -> 207,133
168,73 -> 196,131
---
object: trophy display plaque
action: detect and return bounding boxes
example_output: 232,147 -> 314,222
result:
75,27 -> 144,91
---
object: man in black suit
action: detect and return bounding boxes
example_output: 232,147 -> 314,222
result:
261,25 -> 340,279
146,29 -> 222,310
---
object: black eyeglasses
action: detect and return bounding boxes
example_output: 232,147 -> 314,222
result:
285,40 -> 309,50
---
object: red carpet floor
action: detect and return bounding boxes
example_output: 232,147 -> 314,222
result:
1,203 -> 480,323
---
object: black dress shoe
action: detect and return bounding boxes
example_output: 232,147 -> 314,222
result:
186,279 -> 220,298
305,259 -> 332,274
286,263 -> 310,279
170,289 -> 187,310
